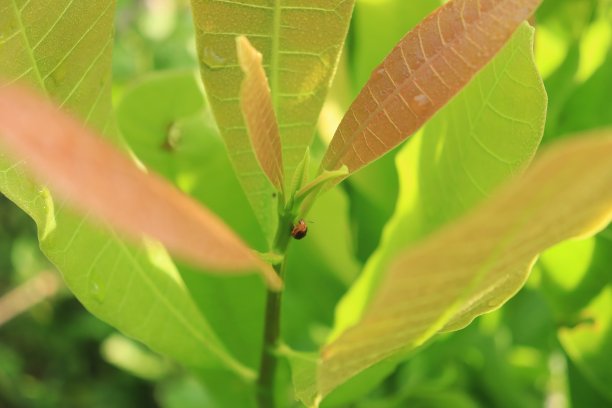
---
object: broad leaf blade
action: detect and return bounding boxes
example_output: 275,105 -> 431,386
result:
331,23 -> 546,340
0,0 -> 256,378
116,70 -> 267,372
190,0 -> 355,243
292,24 -> 547,403
0,85 -> 280,289
236,36 -> 284,193
321,0 -> 543,175
319,132 -> 612,399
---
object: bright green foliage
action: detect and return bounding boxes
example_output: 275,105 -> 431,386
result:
538,228 -> 612,400
559,286 -> 612,401
0,2 -> 251,379
348,0 -> 442,93
116,71 -> 267,372
332,23 -> 546,343
2,1 -> 612,407
289,23 -> 548,404
116,71 -> 363,399
343,0 -> 441,260
190,0 -> 355,244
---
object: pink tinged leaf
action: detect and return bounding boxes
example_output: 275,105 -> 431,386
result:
236,36 -> 285,194
321,0 -> 544,174
318,132 -> 612,396
0,85 -> 281,290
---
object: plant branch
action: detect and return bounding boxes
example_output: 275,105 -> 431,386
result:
256,260 -> 285,408
257,210 -> 293,408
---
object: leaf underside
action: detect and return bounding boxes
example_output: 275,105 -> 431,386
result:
317,132 -> 612,400
190,0 -> 355,244
329,22 -> 546,345
321,0 -> 543,176
0,0 -> 255,379
292,22 -> 548,404
0,85 -> 281,288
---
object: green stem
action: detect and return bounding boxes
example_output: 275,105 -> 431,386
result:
257,211 -> 293,408
256,261 -> 285,408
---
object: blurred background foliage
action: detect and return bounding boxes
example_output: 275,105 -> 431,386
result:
1,0 -> 611,406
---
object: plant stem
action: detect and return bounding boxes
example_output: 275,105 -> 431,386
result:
257,212 -> 292,408
256,260 -> 285,408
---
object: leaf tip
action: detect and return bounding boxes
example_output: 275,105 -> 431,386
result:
236,35 -> 262,73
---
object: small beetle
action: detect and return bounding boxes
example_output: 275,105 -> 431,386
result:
290,219 -> 308,240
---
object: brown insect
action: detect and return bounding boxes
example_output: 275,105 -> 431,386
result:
290,219 -> 308,240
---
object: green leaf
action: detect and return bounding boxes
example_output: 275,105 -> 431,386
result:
332,23 -> 546,348
0,1 -> 253,379
348,0 -> 442,93
116,70 -> 266,250
537,227 -> 612,400
190,0 -> 355,244
283,188 -> 361,351
343,0 -> 441,261
316,132 -> 612,403
0,85 -> 280,288
539,234 -> 611,318
116,70 -> 268,370
559,286 -> 612,402
294,165 -> 348,214
290,25 -> 550,404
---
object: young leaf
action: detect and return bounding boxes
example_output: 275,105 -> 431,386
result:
331,23 -> 546,344
321,0 -> 543,176
313,132 -> 612,402
0,85 -> 281,290
236,36 -> 284,194
288,147 -> 311,197
293,165 -> 348,214
190,0 -> 355,244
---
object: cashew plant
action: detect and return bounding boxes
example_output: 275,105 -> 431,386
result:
1,0 -> 611,407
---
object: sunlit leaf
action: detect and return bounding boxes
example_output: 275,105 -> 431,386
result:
537,226 -> 612,401
560,286 -> 612,402
321,0 -> 543,176
0,1 -> 257,378
349,0 -> 442,92
116,70 -> 268,373
313,132 -> 612,402
190,0 -> 355,243
332,23 -> 546,340
344,0 -> 441,261
290,24 -> 548,403
0,85 -> 281,289
237,36 -> 284,194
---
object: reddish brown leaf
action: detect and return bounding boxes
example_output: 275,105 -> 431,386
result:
236,36 -> 285,194
0,85 -> 281,290
321,0 -> 543,174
